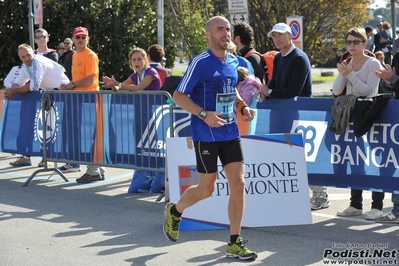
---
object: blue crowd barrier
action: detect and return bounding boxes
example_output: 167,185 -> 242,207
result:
0,91 -> 398,193
0,90 -> 173,186
253,97 -> 399,194
172,97 -> 399,193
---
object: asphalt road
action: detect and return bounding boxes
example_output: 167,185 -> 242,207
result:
0,153 -> 397,266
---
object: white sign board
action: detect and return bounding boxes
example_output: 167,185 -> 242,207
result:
228,0 -> 248,13
228,0 -> 249,25
166,134 -> 312,231
230,13 -> 248,25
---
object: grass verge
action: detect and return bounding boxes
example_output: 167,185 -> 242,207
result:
313,75 -> 337,83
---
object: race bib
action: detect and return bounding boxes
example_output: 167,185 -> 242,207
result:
216,92 -> 236,123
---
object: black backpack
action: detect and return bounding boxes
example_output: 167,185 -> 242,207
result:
160,75 -> 182,96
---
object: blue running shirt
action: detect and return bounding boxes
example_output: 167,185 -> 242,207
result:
176,49 -> 240,142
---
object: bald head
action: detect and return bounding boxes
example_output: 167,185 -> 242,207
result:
206,16 -> 230,32
205,16 -> 231,53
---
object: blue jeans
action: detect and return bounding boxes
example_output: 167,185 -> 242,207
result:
392,193 -> 399,213
350,189 -> 384,210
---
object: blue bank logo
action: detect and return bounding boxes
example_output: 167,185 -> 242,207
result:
290,120 -> 328,162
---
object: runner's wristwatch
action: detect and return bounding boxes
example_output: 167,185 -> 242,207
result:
198,110 -> 207,120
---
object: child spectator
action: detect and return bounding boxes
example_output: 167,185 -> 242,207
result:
236,66 -> 262,135
237,66 -> 262,106
375,50 -> 385,65
147,44 -> 171,86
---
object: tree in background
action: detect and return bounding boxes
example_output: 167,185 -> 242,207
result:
247,0 -> 371,66
0,1 -> 29,72
0,0 -> 179,84
0,0 -> 389,84
168,0 -> 215,59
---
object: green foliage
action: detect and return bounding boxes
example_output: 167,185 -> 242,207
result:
0,1 -> 32,74
0,0 -> 178,84
312,75 -> 337,83
167,0 -> 214,59
0,0 -> 379,85
171,70 -> 185,76
247,0 -> 371,65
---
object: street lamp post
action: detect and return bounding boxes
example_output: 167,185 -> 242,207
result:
157,0 -> 164,48
391,0 -> 396,39
28,0 -> 35,48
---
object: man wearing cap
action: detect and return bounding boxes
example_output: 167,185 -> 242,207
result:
260,23 -> 329,210
260,22 -> 311,99
59,26 -> 105,183
60,27 -> 99,91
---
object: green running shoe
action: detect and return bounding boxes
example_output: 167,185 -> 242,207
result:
226,236 -> 258,260
9,156 -> 32,167
163,203 -> 182,242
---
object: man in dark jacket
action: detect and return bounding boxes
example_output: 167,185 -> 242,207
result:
375,50 -> 399,98
232,22 -> 265,83
58,38 -> 75,80
259,23 -> 328,211
261,23 -> 312,99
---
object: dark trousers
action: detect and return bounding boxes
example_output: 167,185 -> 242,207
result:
350,189 -> 385,210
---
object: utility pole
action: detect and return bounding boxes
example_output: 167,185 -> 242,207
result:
391,0 -> 396,39
158,0 -> 164,48
28,0 -> 35,48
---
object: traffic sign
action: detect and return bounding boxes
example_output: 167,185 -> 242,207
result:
290,20 -> 301,41
230,13 -> 248,25
287,16 -> 304,51
228,0 -> 248,13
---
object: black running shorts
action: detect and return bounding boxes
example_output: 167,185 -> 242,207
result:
193,138 -> 244,173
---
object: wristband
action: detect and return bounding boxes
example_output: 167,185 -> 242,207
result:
118,82 -> 122,90
236,101 -> 248,115
71,82 -> 76,89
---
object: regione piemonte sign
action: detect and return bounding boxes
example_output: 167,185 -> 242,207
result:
166,134 -> 312,231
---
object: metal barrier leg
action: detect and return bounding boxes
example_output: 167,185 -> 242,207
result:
156,158 -> 169,203
156,192 -> 165,202
22,168 -> 69,187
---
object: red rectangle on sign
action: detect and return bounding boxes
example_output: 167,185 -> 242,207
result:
179,166 -> 193,178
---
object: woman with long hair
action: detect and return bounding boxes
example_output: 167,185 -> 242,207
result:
102,47 -> 161,91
